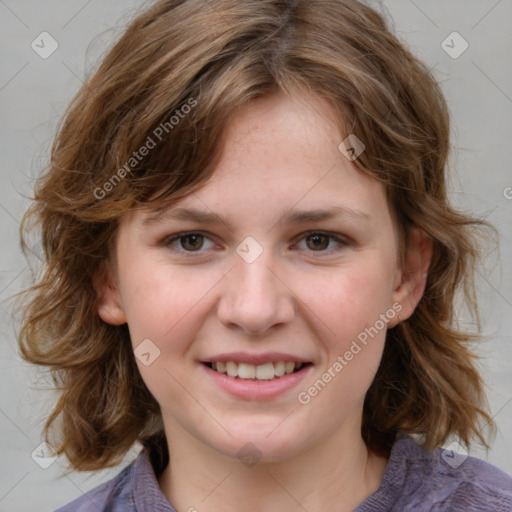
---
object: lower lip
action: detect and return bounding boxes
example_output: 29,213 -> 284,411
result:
201,363 -> 313,400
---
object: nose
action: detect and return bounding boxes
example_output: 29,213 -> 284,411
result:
216,250 -> 295,335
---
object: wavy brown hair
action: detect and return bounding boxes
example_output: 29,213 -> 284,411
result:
16,0 -> 497,472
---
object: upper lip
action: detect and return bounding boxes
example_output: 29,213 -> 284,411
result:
200,352 -> 312,365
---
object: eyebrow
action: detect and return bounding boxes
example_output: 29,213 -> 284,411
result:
142,205 -> 372,229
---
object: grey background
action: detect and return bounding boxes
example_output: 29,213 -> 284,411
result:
1,1 -> 511,510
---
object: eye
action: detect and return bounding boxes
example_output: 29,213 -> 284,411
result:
295,231 -> 348,253
163,232 -> 216,252
161,230 -> 349,255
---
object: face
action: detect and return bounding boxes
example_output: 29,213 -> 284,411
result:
97,91 -> 430,463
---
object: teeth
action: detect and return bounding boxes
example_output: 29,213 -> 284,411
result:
238,363 -> 256,379
256,362 -> 274,380
274,361 -> 285,377
208,361 -> 306,380
226,361 -> 238,377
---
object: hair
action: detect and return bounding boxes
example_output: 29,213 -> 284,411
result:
16,0 -> 498,472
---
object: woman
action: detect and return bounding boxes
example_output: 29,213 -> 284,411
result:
17,1 -> 512,510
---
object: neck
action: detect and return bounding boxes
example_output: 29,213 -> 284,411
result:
157,420 -> 388,512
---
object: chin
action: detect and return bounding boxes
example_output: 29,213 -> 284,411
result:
210,427 -> 309,465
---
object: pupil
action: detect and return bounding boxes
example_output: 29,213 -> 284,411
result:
308,234 -> 328,250
183,234 -> 202,251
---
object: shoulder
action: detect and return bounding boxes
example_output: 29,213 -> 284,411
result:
53,453 -> 140,512
433,448 -> 512,511
53,446 -> 176,512
360,433 -> 512,512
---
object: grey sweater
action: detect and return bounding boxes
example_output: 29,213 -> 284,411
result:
54,433 -> 512,511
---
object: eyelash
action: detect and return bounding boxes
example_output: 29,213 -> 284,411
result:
161,230 -> 350,256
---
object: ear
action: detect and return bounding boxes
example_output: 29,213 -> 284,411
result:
389,226 -> 433,327
93,260 -> 127,325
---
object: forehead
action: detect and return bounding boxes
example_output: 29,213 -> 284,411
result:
132,91 -> 392,231
218,91 -> 343,171
184,93 -> 384,212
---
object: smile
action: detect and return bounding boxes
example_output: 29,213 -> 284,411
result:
203,361 -> 309,380
201,360 -> 313,400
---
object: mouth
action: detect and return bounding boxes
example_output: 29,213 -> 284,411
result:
202,361 -> 313,381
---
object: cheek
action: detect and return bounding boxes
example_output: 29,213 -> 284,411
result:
295,265 -> 392,415
119,264 -> 183,346
121,265 -> 207,410
120,263 -> 224,350
295,259 -> 396,341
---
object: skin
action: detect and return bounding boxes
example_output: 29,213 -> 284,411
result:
95,91 -> 433,512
